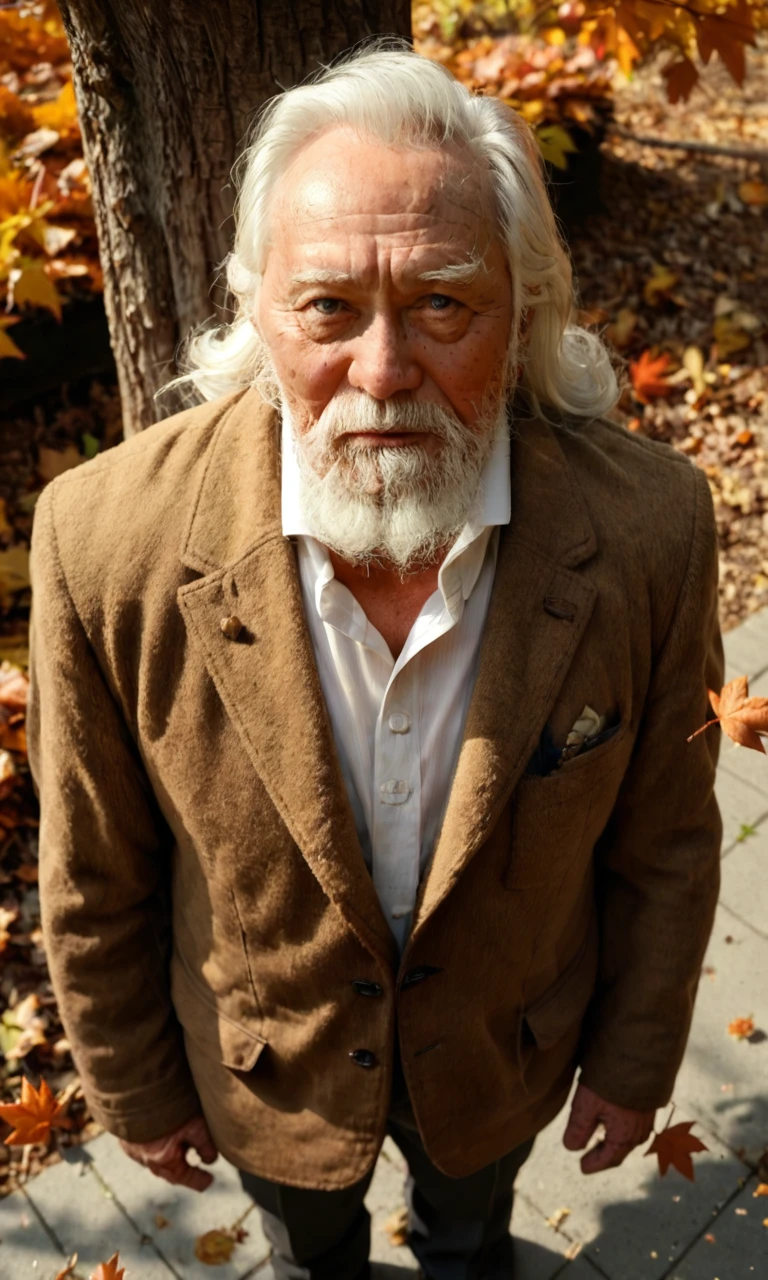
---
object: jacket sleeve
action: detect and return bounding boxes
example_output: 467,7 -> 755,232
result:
27,481 -> 202,1142
578,462 -> 724,1112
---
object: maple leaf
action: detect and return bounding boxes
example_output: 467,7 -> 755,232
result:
90,1253 -> 125,1280
645,1120 -> 708,1180
728,1015 -> 755,1040
194,1229 -> 237,1265
629,350 -> 672,404
687,675 -> 768,753
662,56 -> 698,105
54,1256 -> 78,1280
695,0 -> 756,87
0,1076 -> 70,1145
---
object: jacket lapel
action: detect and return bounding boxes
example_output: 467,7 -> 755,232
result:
177,389 -> 397,969
410,415 -> 599,939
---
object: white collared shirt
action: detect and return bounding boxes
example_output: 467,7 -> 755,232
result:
282,415 -> 510,950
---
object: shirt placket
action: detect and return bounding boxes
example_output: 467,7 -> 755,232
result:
372,658 -> 422,944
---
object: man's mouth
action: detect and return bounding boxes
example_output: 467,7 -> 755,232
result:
343,430 -> 429,447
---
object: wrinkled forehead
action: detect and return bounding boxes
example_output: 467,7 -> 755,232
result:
266,126 -> 498,259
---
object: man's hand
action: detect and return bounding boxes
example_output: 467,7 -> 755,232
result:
563,1083 -> 655,1174
119,1113 -> 218,1191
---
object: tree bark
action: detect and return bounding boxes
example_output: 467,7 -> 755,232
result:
56,0 -> 412,435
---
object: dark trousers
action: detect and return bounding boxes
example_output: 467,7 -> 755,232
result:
237,1040 -> 535,1280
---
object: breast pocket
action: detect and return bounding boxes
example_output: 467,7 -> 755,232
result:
503,718 -> 631,891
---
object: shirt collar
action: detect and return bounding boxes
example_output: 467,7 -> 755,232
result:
281,404 -> 511,617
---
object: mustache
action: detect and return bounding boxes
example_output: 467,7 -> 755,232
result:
312,393 -> 467,442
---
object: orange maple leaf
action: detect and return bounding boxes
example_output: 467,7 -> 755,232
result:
629,350 -> 672,404
645,1119 -> 708,1180
695,0 -> 756,87
90,1254 -> 125,1280
0,1076 -> 71,1145
728,1015 -> 755,1040
687,675 -> 768,753
662,56 -> 698,105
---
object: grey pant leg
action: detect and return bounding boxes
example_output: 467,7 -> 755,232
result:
237,1165 -> 375,1280
387,1112 -> 535,1280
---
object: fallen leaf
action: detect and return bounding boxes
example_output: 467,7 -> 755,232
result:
606,307 -> 637,349
738,180 -> 768,208
89,1253 -> 125,1280
682,346 -> 707,398
0,547 -> 30,605
735,1207 -> 748,1215
753,1184 -> 768,1197
643,263 -> 679,307
54,1255 -> 78,1280
0,1076 -> 71,1145
545,1206 -> 571,1228
714,315 -> 753,359
688,675 -> 768,753
704,1232 -> 715,1242
728,1015 -> 755,1040
383,1205 -> 409,1246
154,1212 -> 170,1229
194,1229 -> 236,1265
645,1120 -> 708,1180
564,1240 -> 583,1260
630,350 -> 673,404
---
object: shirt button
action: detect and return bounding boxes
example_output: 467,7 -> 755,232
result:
388,712 -> 411,734
349,1049 -> 377,1068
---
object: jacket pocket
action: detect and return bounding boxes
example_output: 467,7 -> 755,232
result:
171,948 -> 268,1073
517,921 -> 599,1070
504,719 -> 630,890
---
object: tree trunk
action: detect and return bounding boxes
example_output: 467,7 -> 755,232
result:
56,1 -> 412,435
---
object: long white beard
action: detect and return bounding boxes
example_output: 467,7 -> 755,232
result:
289,391 -> 509,572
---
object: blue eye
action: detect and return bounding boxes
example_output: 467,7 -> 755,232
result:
312,298 -> 342,315
429,294 -> 454,311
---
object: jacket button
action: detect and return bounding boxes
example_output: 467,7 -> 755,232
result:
220,614 -> 244,640
349,1049 -> 377,1068
351,980 -> 383,998
401,965 -> 442,989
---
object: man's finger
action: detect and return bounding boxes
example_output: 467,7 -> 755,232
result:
147,1157 -> 214,1192
580,1138 -> 634,1174
562,1102 -> 601,1151
192,1131 -> 218,1165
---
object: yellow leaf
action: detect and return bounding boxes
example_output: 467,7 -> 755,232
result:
714,315 -> 752,359
32,81 -> 79,137
644,264 -> 679,306
383,1205 -> 409,1246
683,346 -> 706,398
0,328 -> 25,360
606,308 -> 637,350
194,1230 -> 236,1265
11,264 -> 62,319
536,124 -> 578,171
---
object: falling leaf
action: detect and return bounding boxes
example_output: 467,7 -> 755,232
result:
728,1015 -> 755,1040
630,350 -> 673,404
383,1205 -> 409,1246
0,1076 -> 71,1145
89,1253 -> 125,1280
688,676 -> 768,753
645,1120 -> 708,1180
194,1229 -> 237,1265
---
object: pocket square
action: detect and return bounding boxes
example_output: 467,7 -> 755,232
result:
525,706 -> 621,777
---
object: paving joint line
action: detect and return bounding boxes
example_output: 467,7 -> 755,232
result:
17,1183 -> 68,1258
717,897 -> 768,943
72,1149 -> 183,1279
656,1169 -> 753,1280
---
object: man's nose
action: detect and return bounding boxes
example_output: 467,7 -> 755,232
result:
346,312 -> 422,400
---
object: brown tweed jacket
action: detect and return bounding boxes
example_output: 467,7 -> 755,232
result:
27,387 -> 723,1188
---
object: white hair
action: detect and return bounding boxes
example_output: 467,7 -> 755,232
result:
160,38 -> 618,422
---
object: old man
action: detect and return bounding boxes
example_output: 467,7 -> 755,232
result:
28,40 -> 723,1280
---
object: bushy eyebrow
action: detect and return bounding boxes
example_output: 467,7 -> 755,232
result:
289,255 -> 485,290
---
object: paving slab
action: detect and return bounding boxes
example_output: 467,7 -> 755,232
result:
79,1134 -> 268,1280
713,769 -> 768,853
723,612 -> 768,684
666,1175 -> 768,1279
716,733 -> 768,800
511,1188 -> 587,1280
23,1156 -> 173,1280
674,906 -> 768,1167
366,1136 -> 416,1272
719,820 -> 768,941
0,1189 -> 67,1279
516,1098 -> 747,1280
